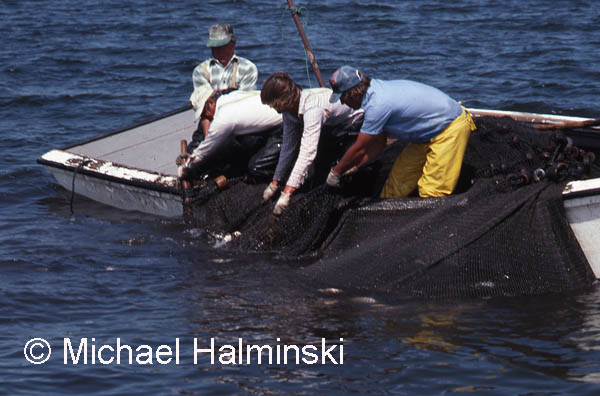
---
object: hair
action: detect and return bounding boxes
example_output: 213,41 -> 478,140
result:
341,73 -> 371,103
260,72 -> 302,109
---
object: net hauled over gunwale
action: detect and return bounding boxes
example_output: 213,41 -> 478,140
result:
185,116 -> 599,299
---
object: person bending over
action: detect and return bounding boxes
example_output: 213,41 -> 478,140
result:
181,90 -> 282,181
260,71 -> 361,215
326,65 -> 476,198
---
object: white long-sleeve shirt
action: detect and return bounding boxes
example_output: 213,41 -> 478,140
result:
274,88 -> 356,188
190,91 -> 282,165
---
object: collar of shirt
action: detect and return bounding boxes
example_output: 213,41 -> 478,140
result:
209,54 -> 239,69
297,88 -> 332,117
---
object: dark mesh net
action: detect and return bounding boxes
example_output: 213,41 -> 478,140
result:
184,116 -> 599,299
298,181 -> 593,299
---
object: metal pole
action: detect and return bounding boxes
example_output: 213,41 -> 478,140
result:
286,0 -> 326,88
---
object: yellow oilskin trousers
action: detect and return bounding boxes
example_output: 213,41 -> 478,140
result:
380,109 -> 476,198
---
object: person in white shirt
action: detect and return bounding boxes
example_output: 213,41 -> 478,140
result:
259,71 -> 360,215
183,90 -> 282,180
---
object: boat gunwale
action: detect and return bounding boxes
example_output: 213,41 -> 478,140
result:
37,151 -> 181,196
467,107 -> 600,129
562,179 -> 600,200
562,187 -> 600,200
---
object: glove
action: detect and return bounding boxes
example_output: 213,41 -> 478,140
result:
178,155 -> 198,180
176,152 -> 190,167
326,168 -> 342,188
273,191 -> 291,216
263,182 -> 279,201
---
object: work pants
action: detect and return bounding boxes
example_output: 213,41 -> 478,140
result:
380,109 -> 476,198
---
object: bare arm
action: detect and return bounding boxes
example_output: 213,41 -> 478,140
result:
199,98 -> 217,137
332,132 -> 387,175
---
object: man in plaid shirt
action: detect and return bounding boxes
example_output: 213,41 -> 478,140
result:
182,24 -> 282,181
189,23 -> 259,143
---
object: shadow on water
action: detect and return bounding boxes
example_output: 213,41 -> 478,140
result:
176,252 -> 600,393
38,186 -> 173,225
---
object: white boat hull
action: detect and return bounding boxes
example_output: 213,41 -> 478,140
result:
47,166 -> 183,218
563,185 -> 600,278
39,105 -> 195,217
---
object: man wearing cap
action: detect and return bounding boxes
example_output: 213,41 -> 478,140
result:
181,24 -> 282,181
260,71 -> 361,215
190,23 -> 258,136
326,65 -> 476,198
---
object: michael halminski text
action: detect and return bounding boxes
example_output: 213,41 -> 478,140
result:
63,338 -> 344,365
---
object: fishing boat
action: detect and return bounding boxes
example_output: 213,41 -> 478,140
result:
38,105 -> 194,218
37,105 -> 600,278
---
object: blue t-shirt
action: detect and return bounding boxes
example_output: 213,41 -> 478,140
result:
360,79 -> 462,143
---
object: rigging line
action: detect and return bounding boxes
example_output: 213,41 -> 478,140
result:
279,3 -> 314,88
70,159 -> 91,215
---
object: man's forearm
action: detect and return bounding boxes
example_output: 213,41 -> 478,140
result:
333,144 -> 364,175
332,132 -> 386,175
201,119 -> 211,138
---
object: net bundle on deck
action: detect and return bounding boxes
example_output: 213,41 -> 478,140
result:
185,116 -> 599,299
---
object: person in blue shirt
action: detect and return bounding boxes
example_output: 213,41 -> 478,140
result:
326,65 -> 476,198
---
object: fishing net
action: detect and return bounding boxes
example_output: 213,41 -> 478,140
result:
185,116 -> 599,299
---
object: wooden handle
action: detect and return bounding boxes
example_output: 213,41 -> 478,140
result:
180,140 -> 188,156
286,0 -> 326,88
214,175 -> 228,190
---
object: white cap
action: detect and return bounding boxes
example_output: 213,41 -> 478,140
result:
189,85 -> 214,121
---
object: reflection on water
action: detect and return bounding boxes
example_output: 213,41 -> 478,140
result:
568,292 -> 600,383
181,255 -> 600,391
402,311 -> 460,354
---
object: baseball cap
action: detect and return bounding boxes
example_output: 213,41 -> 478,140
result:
189,85 -> 214,121
329,65 -> 363,103
206,24 -> 234,47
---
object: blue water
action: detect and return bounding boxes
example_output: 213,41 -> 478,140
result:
2,0 -> 600,394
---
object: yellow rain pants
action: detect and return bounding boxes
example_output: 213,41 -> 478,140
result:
380,108 -> 476,198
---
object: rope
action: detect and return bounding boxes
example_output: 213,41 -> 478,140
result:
289,6 -> 304,15
70,159 -> 92,215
